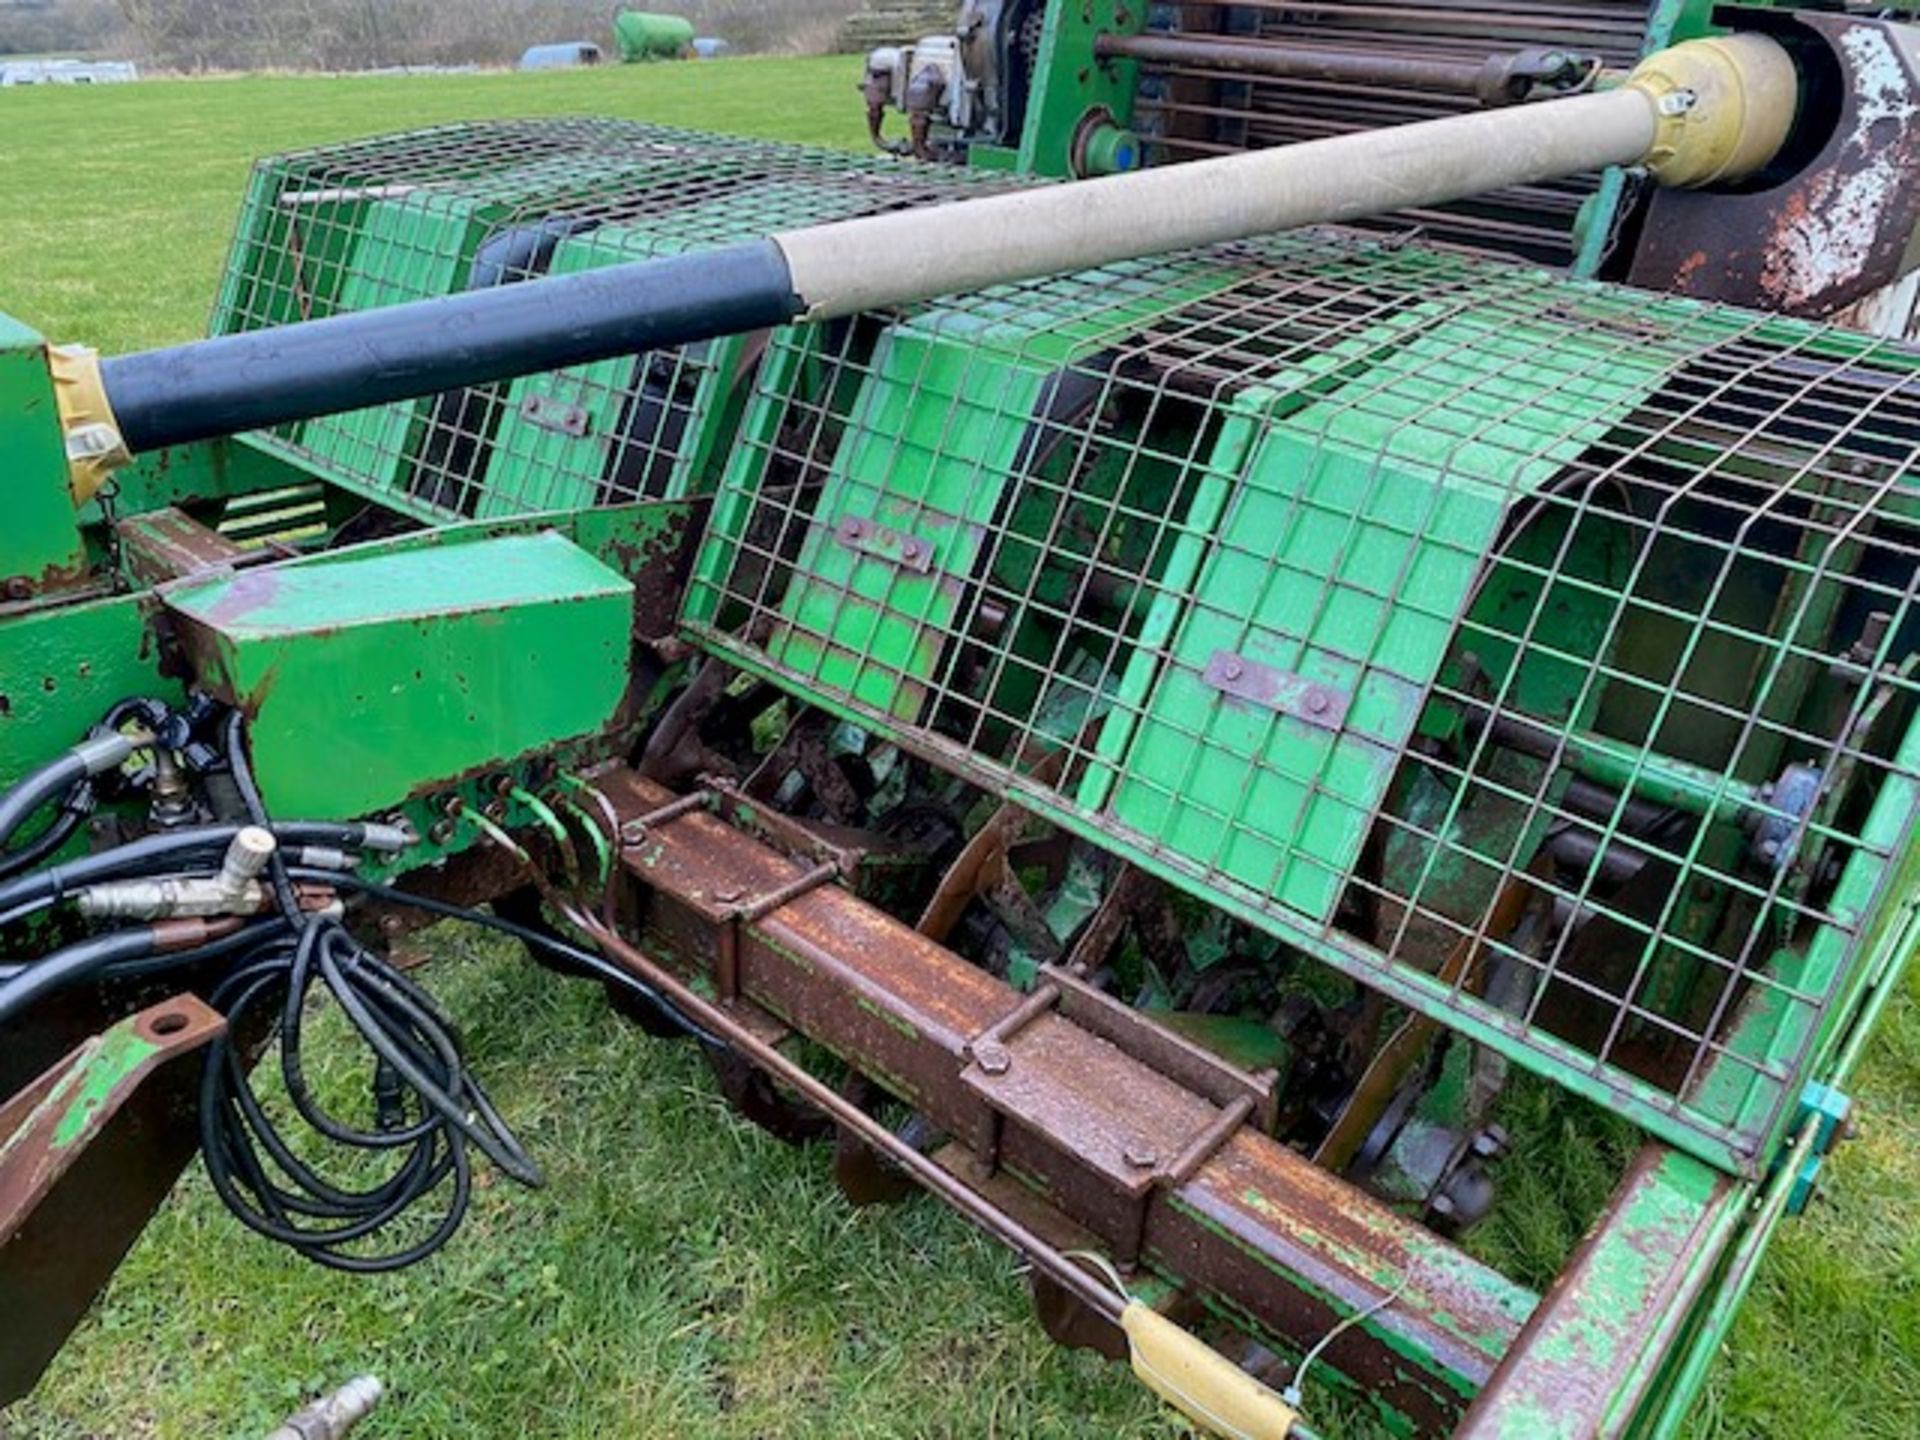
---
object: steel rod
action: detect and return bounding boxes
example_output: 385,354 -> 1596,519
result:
580,918 -> 1132,1325
1095,31 -> 1502,96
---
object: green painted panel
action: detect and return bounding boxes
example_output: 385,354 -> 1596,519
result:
0,593 -> 171,790
758,259 -> 1245,722
0,315 -> 87,588
1106,308 -> 1676,922
164,531 -> 633,818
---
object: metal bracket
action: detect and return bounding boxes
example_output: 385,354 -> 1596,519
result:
1787,1081 -> 1854,1216
519,393 -> 591,438
1,996 -> 225,1403
833,515 -> 935,574
1200,650 -> 1350,732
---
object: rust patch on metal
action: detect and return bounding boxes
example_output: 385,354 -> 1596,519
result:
1631,15 -> 1920,317
115,507 -> 251,586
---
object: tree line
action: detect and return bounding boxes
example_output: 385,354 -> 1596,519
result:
0,0 -> 869,70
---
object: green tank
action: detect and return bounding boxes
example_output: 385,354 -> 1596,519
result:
613,11 -> 695,61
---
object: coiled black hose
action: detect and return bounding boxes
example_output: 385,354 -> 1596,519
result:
192,712 -> 541,1272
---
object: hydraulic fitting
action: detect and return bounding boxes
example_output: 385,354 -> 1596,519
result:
76,826 -> 280,920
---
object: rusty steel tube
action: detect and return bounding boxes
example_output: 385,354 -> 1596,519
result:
1094,31 -> 1504,96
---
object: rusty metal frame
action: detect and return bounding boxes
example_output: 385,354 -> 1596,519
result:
0,995 -> 225,1404
600,770 -> 1533,1429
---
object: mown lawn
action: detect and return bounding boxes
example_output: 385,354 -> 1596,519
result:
2,57 -> 1918,1440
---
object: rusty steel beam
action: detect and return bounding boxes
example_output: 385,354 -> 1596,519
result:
601,772 -> 1535,1430
0,995 -> 224,1404
113,507 -> 251,585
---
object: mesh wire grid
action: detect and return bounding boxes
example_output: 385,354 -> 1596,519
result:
684,230 -> 1920,1175
210,119 -> 1024,522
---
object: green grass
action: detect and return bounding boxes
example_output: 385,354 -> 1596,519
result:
3,59 -> 1919,1440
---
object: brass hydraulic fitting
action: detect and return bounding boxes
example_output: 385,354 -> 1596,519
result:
1626,32 -> 1799,188
48,343 -> 131,505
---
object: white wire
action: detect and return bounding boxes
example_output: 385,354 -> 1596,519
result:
1282,1270 -> 1417,1410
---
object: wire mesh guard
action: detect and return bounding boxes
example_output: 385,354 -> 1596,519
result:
209,119 -> 1019,522
684,232 -> 1920,1175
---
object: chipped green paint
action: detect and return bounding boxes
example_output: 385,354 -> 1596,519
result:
1464,1150 -> 1738,1437
851,992 -> 922,1043
49,1026 -> 162,1151
1161,1187 -> 1532,1409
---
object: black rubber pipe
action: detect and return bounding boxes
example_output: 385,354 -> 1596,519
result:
100,239 -> 801,454
0,753 -> 87,852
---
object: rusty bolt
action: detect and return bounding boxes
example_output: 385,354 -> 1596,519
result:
3,579 -> 31,602
427,819 -> 457,847
973,1040 -> 1012,1076
1123,1143 -> 1159,1171
712,886 -> 744,904
620,821 -> 648,846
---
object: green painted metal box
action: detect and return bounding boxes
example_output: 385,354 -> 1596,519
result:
164,531 -> 633,818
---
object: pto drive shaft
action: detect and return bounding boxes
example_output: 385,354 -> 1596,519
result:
62,34 -> 1795,478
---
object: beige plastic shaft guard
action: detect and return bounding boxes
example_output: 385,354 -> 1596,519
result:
48,343 -> 132,505
1122,1302 -> 1300,1440
1624,32 -> 1799,188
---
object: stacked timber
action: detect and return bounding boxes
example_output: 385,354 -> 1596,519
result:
840,3 -> 956,51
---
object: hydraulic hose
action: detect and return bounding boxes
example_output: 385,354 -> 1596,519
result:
0,732 -> 134,876
0,820 -> 405,924
0,928 -> 158,1024
188,713 -> 540,1272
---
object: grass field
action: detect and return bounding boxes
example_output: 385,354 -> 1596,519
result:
2,56 -> 1918,1440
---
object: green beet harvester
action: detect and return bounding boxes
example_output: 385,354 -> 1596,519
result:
6,4 -> 1920,1435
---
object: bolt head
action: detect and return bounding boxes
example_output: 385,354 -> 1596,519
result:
973,1040 -> 1011,1076
1222,659 -> 1243,680
1123,1143 -> 1159,1171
